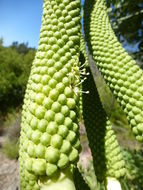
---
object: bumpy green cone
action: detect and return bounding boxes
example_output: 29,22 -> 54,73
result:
19,0 -> 81,189
84,0 -> 143,142
79,34 -> 125,183
81,67 -> 125,182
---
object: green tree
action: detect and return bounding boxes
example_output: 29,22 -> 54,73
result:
107,0 -> 143,63
0,42 -> 35,113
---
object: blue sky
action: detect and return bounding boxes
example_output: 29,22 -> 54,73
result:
0,0 -> 43,48
0,0 -> 84,48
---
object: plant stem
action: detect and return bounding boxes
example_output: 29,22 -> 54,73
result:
39,169 -> 76,190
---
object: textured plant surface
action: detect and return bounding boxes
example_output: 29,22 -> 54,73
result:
80,35 -> 125,182
84,0 -> 143,142
19,0 -> 81,189
19,0 -> 143,189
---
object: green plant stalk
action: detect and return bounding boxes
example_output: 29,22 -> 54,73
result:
78,35 -> 100,190
74,167 -> 91,190
81,71 -> 125,181
78,121 -> 100,190
79,34 -> 125,189
84,0 -> 143,142
19,0 -> 81,189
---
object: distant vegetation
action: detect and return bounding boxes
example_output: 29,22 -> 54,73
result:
107,0 -> 143,66
0,39 -> 35,114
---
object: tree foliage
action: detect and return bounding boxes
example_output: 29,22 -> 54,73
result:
107,0 -> 143,62
0,39 -> 35,113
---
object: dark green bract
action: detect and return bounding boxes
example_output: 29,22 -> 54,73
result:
80,35 -> 125,182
